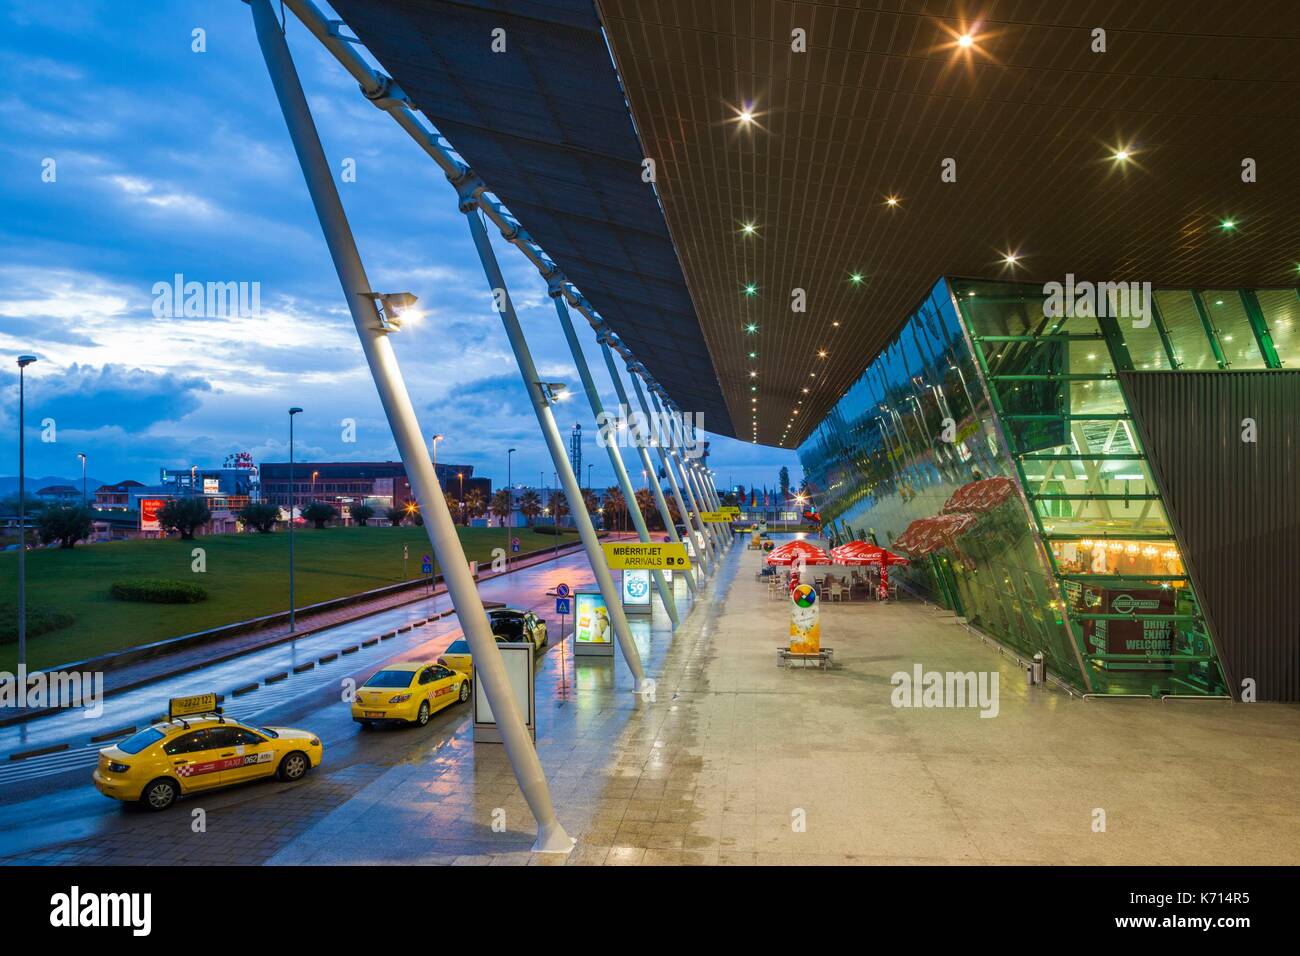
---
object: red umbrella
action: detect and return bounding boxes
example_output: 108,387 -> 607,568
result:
942,476 -> 1016,514
765,539 -> 831,566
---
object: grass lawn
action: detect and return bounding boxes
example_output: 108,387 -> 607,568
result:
0,526 -> 576,670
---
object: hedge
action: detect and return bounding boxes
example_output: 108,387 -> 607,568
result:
110,579 -> 209,604
533,525 -> 579,535
0,603 -> 76,645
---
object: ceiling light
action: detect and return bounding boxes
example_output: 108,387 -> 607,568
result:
802,387 -> 809,393
741,222 -> 756,235
1220,219 -> 1236,231
745,323 -> 758,334
1112,148 -> 1130,162
744,283 -> 758,296
817,350 -> 828,358
749,371 -> 757,378
850,273 -> 863,284
885,196 -> 899,207
1002,252 -> 1020,266
957,33 -> 974,48
739,109 -> 753,124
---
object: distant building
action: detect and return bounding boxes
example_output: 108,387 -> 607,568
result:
258,460 -> 490,521
94,479 -> 146,510
35,484 -> 82,504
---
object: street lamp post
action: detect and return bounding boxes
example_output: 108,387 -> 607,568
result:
430,433 -> 443,519
457,471 -> 464,524
288,407 -> 303,632
77,452 -> 87,506
506,447 -> 516,563
16,355 -> 37,672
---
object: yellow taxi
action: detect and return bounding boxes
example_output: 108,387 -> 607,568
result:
351,659 -> 470,728
437,609 -> 547,675
93,712 -> 323,811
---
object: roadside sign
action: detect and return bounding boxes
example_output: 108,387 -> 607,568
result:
169,693 -> 217,719
421,554 -> 433,575
601,541 -> 691,570
511,537 -> 520,553
556,582 -> 571,598
699,510 -> 733,523
556,597 -> 571,615
720,506 -> 740,515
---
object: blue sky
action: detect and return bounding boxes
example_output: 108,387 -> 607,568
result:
0,0 -> 800,496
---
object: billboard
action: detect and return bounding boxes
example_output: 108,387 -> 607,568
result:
573,590 -> 614,656
203,477 -> 220,495
140,498 -> 166,532
622,569 -> 652,614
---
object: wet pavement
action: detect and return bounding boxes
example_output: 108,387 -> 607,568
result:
6,531 -> 1300,865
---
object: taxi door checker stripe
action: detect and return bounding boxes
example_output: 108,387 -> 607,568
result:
601,338 -> 706,587
551,291 -> 681,622
246,0 -> 572,853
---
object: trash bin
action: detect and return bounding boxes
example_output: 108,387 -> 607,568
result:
1030,652 -> 1045,686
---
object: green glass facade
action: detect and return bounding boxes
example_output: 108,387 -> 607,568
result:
799,277 -> 1300,696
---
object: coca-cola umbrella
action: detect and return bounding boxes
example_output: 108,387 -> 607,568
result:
942,476 -> 1016,515
765,539 -> 832,566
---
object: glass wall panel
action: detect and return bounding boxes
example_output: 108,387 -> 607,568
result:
1256,289 -> 1300,368
1154,290 -> 1218,370
1202,290 -> 1265,368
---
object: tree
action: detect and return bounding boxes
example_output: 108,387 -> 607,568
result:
518,489 -> 541,526
580,487 -> 598,516
36,505 -> 93,549
779,466 -> 791,502
547,490 -> 569,523
302,502 -> 337,529
238,501 -> 279,533
384,506 -> 406,527
602,486 -> 626,530
464,488 -> 486,522
735,484 -> 747,507
490,489 -> 512,526
635,488 -> 661,529
157,498 -> 212,540
443,490 -> 461,523
351,503 -> 375,527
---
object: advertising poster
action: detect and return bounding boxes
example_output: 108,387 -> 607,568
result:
789,583 -> 821,654
140,498 -> 166,531
621,569 -> 652,607
203,477 -> 220,495
573,590 -> 613,655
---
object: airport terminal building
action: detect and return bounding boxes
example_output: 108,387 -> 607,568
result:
799,280 -> 1300,700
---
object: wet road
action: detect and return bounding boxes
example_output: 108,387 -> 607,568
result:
0,548 -> 615,859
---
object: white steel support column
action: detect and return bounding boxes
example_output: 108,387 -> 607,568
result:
627,367 -> 716,571
550,290 -> 679,623
599,337 -> 704,586
683,456 -> 722,562
657,392 -> 725,561
247,0 -> 571,854
648,389 -> 722,563
458,204 -> 645,688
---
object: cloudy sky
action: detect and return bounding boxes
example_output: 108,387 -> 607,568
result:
0,0 -> 800,496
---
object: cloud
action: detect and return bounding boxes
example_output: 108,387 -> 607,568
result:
17,363 -> 213,433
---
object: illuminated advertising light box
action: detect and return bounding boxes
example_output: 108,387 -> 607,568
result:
203,477 -> 220,495
473,642 -> 535,743
573,589 -> 614,657
140,498 -> 166,532
622,569 -> 653,615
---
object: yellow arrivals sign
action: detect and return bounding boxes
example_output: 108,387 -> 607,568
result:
169,693 -> 218,719
719,506 -> 740,515
602,542 -> 692,570
699,510 -> 734,523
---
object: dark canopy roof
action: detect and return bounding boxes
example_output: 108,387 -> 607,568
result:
330,0 -> 734,435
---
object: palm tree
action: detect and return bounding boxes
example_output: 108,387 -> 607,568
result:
635,488 -> 661,530
464,488 -> 486,522
490,488 -> 512,526
518,489 -> 542,526
443,490 -> 460,523
548,490 -> 569,522
580,487 -> 598,516
603,486 -> 626,533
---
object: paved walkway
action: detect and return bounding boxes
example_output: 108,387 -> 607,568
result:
272,536 -> 1300,865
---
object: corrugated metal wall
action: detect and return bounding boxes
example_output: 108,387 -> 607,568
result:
1121,371 -> 1300,701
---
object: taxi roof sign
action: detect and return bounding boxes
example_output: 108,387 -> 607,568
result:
169,693 -> 219,720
